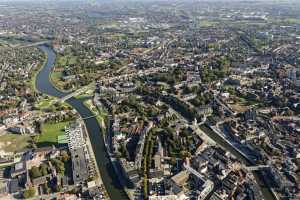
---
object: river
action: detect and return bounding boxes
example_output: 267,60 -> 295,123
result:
36,45 -> 276,200
36,45 -> 129,200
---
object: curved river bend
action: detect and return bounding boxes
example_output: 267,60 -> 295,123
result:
36,45 -> 129,200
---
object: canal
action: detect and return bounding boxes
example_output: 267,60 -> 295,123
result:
200,125 -> 276,200
36,45 -> 129,200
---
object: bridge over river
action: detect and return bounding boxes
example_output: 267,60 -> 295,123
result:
36,45 -> 129,200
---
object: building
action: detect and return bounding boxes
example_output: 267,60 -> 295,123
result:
169,170 -> 190,196
66,122 -> 89,185
71,147 -> 89,185
10,161 -> 27,178
0,181 -> 8,197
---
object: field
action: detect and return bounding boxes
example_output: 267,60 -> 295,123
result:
35,96 -> 56,109
34,95 -> 71,111
50,71 -> 65,90
57,54 -> 77,66
199,20 -> 219,27
37,121 -> 71,147
0,133 -> 31,153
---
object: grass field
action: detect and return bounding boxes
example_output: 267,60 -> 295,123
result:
34,95 -> 71,111
51,71 -> 62,81
37,121 -> 71,147
57,54 -> 77,66
49,71 -> 65,90
35,96 -> 56,109
199,20 -> 219,27
0,133 -> 31,153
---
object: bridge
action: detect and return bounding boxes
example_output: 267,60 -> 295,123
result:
81,114 -> 98,120
18,40 -> 51,48
58,67 -> 167,103
59,83 -> 96,103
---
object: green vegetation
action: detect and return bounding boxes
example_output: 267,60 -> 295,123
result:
43,184 -> 51,194
23,187 -> 36,199
199,20 -> 219,27
0,134 -> 31,153
34,95 -> 72,111
37,121 -> 70,146
76,93 -> 93,101
50,71 -> 63,85
162,95 -> 197,121
115,95 -> 160,119
35,96 -> 56,109
83,99 -> 108,130
28,51 -> 47,93
57,54 -> 77,66
150,68 -> 186,85
30,166 -> 43,178
158,127 -> 194,158
50,158 -> 65,175
0,36 -> 30,47
189,91 -> 213,107
142,129 -> 154,199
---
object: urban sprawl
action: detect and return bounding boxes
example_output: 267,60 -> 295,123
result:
0,0 -> 299,200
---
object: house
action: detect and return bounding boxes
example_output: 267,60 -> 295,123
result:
32,175 -> 49,186
169,170 -> 190,195
10,161 -> 27,178
0,181 -> 8,197
8,179 -> 21,193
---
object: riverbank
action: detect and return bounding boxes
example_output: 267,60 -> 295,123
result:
49,67 -> 73,94
36,45 -> 129,200
30,51 -> 48,93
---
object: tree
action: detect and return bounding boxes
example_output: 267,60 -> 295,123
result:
40,163 -> 49,176
30,166 -> 42,179
33,121 -> 41,134
54,184 -> 62,192
60,151 -> 70,163
43,184 -> 51,194
50,159 -> 65,174
23,187 -> 35,199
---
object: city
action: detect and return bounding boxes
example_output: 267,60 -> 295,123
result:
0,0 -> 299,200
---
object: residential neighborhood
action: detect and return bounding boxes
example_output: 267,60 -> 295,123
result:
0,0 -> 300,200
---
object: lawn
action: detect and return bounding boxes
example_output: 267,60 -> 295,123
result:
37,121 -> 71,147
51,71 -> 62,81
50,71 -> 65,90
35,96 -> 56,109
35,95 -> 71,111
0,133 -> 31,153
57,54 -> 77,66
199,20 -> 219,27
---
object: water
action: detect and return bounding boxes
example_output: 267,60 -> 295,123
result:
36,45 -> 129,200
200,125 -> 276,200
36,45 -> 276,200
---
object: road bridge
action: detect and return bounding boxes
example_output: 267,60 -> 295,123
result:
82,114 -> 99,120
